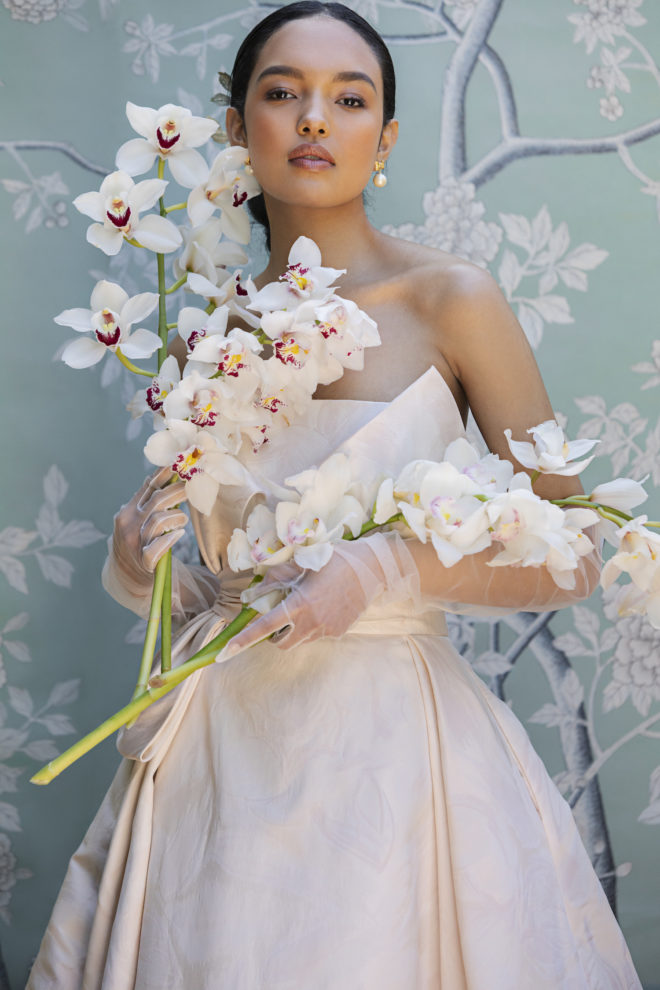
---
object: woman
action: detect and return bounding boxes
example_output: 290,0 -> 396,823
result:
28,3 -> 642,987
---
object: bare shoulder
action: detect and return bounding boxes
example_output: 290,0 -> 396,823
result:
375,233 -> 512,372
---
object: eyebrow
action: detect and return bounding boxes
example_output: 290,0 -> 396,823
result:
255,65 -> 377,92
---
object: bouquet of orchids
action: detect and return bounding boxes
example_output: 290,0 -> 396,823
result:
31,100 -> 659,785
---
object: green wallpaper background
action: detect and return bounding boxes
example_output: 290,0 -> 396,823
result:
1,1 -> 659,986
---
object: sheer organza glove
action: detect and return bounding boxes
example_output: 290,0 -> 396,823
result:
101,466 -> 219,621
218,521 -> 602,660
218,531 -> 421,658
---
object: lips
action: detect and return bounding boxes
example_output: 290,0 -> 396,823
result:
288,143 -> 335,165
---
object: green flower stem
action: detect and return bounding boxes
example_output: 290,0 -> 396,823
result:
164,202 -> 187,214
124,237 -> 145,249
130,555 -> 168,703
161,554 -> 173,674
205,300 -> 217,315
152,166 -> 174,676
166,322 -> 177,330
165,275 -> 188,295
29,605 -> 258,786
343,514 -> 404,539
114,348 -> 154,379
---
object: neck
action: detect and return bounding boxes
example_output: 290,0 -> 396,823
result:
258,196 -> 381,286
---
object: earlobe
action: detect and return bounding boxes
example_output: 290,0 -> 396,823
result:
225,107 -> 247,148
378,119 -> 399,163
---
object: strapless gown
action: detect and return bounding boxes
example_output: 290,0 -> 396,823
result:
27,368 -> 641,989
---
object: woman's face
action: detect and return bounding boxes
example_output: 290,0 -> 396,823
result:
227,16 -> 397,212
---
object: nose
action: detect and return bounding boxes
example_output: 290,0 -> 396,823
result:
297,96 -> 329,138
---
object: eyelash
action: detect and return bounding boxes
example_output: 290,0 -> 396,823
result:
265,88 -> 365,108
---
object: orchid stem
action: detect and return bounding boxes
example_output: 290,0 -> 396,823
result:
164,202 -> 187,214
114,348 -> 154,379
161,554 -> 172,673
130,556 -> 168,704
165,275 -> 188,295
29,605 -> 258,786
124,237 -> 145,249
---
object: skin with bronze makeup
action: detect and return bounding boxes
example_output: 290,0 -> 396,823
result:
222,14 -> 584,507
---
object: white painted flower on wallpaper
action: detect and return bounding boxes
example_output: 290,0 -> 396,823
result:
497,206 -> 608,348
1,168 -> 69,235
568,0 -> 646,55
122,13 -> 243,83
1,0 -> 118,29
602,589 -> 660,716
0,466 -> 104,594
574,393 -> 660,484
382,177 -> 502,268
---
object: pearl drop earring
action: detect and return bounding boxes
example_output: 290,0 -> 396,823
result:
373,160 -> 387,188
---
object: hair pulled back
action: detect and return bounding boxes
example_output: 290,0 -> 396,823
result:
228,1 -> 396,248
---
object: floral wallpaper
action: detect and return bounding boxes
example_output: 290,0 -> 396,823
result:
2,0 -> 659,986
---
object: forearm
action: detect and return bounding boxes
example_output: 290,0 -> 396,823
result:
397,527 -> 602,613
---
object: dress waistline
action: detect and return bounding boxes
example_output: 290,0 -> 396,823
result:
212,578 -> 448,639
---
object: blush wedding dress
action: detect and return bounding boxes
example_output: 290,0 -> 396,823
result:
28,367 -> 642,989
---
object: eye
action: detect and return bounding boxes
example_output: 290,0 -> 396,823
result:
266,87 -> 295,101
338,95 -> 365,108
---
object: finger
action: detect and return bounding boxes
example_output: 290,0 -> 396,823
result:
140,480 -> 187,514
216,604 -> 293,662
142,529 -> 186,572
141,509 -> 189,546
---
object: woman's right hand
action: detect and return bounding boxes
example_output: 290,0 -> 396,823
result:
111,465 -> 189,581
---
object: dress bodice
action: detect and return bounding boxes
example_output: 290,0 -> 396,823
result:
190,366 -> 466,574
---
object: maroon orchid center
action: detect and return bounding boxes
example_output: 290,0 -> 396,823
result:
94,309 -> 121,347
157,119 -> 181,151
106,197 -> 131,229
173,447 -> 202,480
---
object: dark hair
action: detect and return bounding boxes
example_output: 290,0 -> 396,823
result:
228,1 -> 396,248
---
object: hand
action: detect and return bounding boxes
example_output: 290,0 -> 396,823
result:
218,532 -> 420,659
113,465 -> 188,577
102,466 -> 189,614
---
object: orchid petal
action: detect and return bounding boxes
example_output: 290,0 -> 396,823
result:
120,328 -> 162,359
115,138 -> 158,176
186,473 -> 219,516
187,186 -> 215,228
293,542 -> 334,571
168,148 -> 212,189
72,191 -> 104,221
125,101 -> 158,139
61,337 -> 105,369
53,308 -> 93,333
86,223 -> 123,256
181,116 -> 219,148
129,178 -> 169,213
134,214 -> 182,253
120,291 -> 160,327
91,280 -> 128,313
289,235 -> 322,269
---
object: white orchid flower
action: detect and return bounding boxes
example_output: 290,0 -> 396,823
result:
247,236 -> 344,313
227,504 -> 293,573
187,146 -> 261,240
144,419 -> 249,515
589,477 -> 648,513
309,296 -> 381,371
115,102 -> 219,188
601,517 -> 660,596
128,353 -> 181,419
443,437 -> 514,493
486,487 -> 598,588
55,280 -> 160,369
190,327 -> 263,386
172,218 -> 248,284
176,304 -> 230,356
186,270 -> 261,330
73,171 -> 182,256
504,420 -> 599,476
